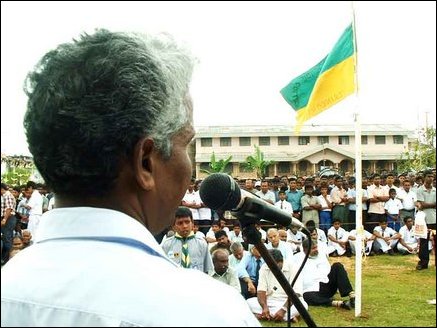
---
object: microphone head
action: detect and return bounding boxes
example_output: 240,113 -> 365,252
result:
199,173 -> 241,211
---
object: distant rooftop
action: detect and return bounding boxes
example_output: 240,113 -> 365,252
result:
195,124 -> 415,137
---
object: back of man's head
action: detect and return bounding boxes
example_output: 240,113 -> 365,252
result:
24,29 -> 196,197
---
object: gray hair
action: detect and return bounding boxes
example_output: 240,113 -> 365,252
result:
230,241 -> 244,253
24,29 -> 196,196
211,248 -> 229,261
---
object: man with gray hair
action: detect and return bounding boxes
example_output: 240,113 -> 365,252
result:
1,29 -> 260,327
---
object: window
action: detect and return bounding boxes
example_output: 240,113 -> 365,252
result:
239,137 -> 251,146
200,163 -> 210,171
299,161 -> 308,171
361,135 -> 368,145
318,136 -> 329,145
223,163 -> 233,174
298,136 -> 310,145
375,136 -> 386,144
277,162 -> 291,174
201,138 -> 212,147
239,163 -> 252,173
338,136 -> 349,145
259,137 -> 270,146
278,136 -> 289,145
220,137 -> 232,147
393,135 -> 404,144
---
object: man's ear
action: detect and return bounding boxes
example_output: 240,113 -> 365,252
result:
133,137 -> 156,190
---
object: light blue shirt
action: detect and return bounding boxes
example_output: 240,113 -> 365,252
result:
1,207 -> 260,327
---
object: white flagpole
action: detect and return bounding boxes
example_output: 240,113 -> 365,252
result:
351,1 -> 363,317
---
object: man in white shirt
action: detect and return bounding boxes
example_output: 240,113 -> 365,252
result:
247,249 -> 307,322
266,228 -> 294,261
181,178 -> 201,221
1,29 -> 260,327
23,181 -> 43,237
256,180 -> 276,205
397,179 -> 417,220
397,217 -> 419,254
294,238 -> 355,310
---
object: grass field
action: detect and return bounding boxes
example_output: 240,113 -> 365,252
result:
261,253 -> 436,327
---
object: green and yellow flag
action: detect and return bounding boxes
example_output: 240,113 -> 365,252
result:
281,24 -> 356,132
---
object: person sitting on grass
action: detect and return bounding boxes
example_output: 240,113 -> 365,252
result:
293,238 -> 355,310
247,248 -> 307,322
327,218 -> 351,257
373,217 -> 400,255
396,216 -> 419,255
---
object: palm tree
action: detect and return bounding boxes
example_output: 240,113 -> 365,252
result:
200,152 -> 233,175
242,145 -> 276,179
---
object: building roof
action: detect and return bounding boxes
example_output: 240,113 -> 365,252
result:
195,124 -> 415,137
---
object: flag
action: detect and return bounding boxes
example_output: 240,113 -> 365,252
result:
281,24 -> 356,132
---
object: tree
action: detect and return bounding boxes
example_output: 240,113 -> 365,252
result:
1,167 -> 33,186
242,145 -> 276,179
397,126 -> 436,173
200,152 -> 233,175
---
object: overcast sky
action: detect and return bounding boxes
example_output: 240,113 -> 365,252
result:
1,1 -> 436,156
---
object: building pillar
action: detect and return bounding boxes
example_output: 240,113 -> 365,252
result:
195,163 -> 200,179
313,163 -> 317,175
370,160 -> 376,174
292,162 -> 297,176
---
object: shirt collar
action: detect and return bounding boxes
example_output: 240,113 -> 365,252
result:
35,207 -> 165,257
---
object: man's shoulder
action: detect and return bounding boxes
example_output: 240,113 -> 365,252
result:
193,235 -> 208,246
160,236 -> 177,248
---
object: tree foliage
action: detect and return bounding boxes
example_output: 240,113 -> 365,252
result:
397,126 -> 436,173
242,145 -> 276,179
1,167 -> 33,186
200,152 -> 233,175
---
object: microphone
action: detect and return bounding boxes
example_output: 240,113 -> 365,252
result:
199,173 -> 304,229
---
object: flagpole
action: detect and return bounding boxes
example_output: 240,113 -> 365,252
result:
351,1 -> 363,318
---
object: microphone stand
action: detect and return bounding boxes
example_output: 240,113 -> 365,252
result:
240,219 -> 317,327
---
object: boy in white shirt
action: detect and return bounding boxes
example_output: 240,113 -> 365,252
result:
348,229 -> 375,256
274,191 -> 293,215
397,216 -> 419,254
327,219 -> 350,257
373,218 -> 400,255
384,188 -> 403,231
286,225 -> 306,254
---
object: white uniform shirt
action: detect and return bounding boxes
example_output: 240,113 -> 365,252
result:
266,240 -> 294,261
27,189 -> 43,215
274,199 -> 293,215
317,194 -> 332,212
1,207 -> 260,327
182,190 -> 201,221
255,190 -> 276,204
292,251 -> 330,293
396,189 -> 417,210
384,198 -> 403,215
196,190 -> 212,221
398,225 -> 418,244
257,259 -> 303,299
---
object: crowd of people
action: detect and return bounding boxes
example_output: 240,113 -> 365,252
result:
176,170 -> 435,267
